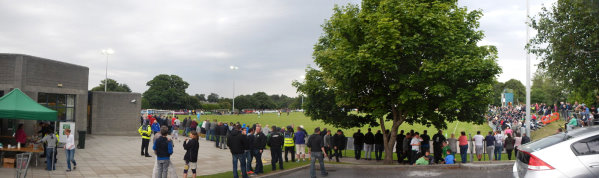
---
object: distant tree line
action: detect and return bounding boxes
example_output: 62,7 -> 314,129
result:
122,74 -> 303,110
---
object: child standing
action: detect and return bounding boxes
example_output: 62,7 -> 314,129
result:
183,131 -> 199,178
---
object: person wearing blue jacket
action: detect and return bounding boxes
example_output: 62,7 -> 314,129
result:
153,126 -> 173,178
294,126 -> 307,161
152,120 -> 161,135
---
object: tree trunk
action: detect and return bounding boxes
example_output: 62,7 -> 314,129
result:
382,107 -> 404,164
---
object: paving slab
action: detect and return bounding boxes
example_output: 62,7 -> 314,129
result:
0,134 -> 273,177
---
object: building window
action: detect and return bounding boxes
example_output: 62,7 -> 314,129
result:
38,92 -> 76,122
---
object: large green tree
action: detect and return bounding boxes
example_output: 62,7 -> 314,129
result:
528,0 -> 599,105
491,80 -> 505,106
91,78 -> 131,92
252,92 -> 276,109
503,79 -> 525,104
293,0 -> 501,164
234,95 -> 257,111
142,74 -> 192,109
207,93 -> 220,103
531,70 -> 566,104
194,94 -> 206,102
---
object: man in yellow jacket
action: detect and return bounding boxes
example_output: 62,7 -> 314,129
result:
139,123 -> 152,157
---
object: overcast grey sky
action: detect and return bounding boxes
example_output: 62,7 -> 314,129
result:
0,0 -> 554,97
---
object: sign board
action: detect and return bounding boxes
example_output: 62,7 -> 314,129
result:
59,122 -> 76,143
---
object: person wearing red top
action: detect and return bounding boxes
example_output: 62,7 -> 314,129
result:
458,131 -> 468,163
171,117 -> 177,126
15,124 -> 27,146
149,115 -> 156,126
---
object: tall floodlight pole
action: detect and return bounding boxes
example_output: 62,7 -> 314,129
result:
101,48 -> 114,92
525,0 -> 532,137
300,75 -> 305,110
230,65 -> 239,114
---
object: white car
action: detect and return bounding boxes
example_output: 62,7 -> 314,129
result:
513,126 -> 599,177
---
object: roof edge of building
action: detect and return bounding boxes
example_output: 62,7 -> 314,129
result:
0,53 -> 89,70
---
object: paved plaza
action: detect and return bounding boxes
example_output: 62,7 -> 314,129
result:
0,134 -> 272,177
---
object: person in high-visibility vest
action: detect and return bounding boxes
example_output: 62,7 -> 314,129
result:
139,123 -> 152,157
283,126 -> 295,162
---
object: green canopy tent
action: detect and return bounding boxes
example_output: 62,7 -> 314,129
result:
0,88 -> 57,121
0,88 -> 57,168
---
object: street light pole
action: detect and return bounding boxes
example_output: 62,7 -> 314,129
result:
525,0 -> 532,136
230,65 -> 239,114
300,75 -> 305,111
101,48 -> 114,92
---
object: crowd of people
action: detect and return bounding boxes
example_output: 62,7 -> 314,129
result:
11,122 -> 79,173
139,114 -> 331,178
487,102 -> 597,135
139,104 -> 594,178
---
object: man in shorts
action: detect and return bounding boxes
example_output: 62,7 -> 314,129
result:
473,131 -> 484,161
294,126 -> 307,161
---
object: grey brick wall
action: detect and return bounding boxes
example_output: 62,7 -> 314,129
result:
23,55 -> 88,90
90,91 -> 141,136
0,53 -> 89,137
0,55 -> 16,84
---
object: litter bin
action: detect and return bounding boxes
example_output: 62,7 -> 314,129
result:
77,131 -> 86,149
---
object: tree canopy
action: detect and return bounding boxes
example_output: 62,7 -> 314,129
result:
142,74 -> 197,109
528,0 -> 599,105
503,79 -> 525,104
207,93 -> 220,103
194,94 -> 206,102
294,0 -> 501,163
531,70 -> 566,104
90,78 -> 131,92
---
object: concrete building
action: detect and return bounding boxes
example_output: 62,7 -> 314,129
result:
88,91 -> 141,135
0,53 -> 140,138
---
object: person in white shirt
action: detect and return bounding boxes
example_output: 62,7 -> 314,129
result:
493,131 -> 504,160
410,132 -> 422,165
473,131 -> 485,161
64,129 -> 77,172
172,119 -> 180,141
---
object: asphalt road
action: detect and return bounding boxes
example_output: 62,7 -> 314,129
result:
278,166 -> 513,178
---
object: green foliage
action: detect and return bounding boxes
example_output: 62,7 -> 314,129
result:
194,94 -> 206,102
234,93 -> 298,111
201,103 -> 221,110
90,78 -> 131,92
294,0 -> 501,163
207,93 -> 220,103
491,80 -> 504,106
503,79 -> 525,104
252,92 -> 276,109
141,98 -> 150,109
531,70 -> 566,104
142,74 -> 195,109
528,0 -> 599,105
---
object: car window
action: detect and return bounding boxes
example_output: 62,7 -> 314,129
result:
587,138 -> 599,154
572,142 -> 590,155
571,136 -> 599,156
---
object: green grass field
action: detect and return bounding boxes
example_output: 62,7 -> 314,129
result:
531,120 -> 566,141
176,112 -> 492,137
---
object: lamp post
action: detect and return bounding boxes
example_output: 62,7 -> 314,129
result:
101,48 -> 114,92
300,75 -> 305,111
525,0 -> 532,137
230,65 -> 239,114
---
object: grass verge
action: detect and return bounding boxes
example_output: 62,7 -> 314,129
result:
531,120 -> 566,141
